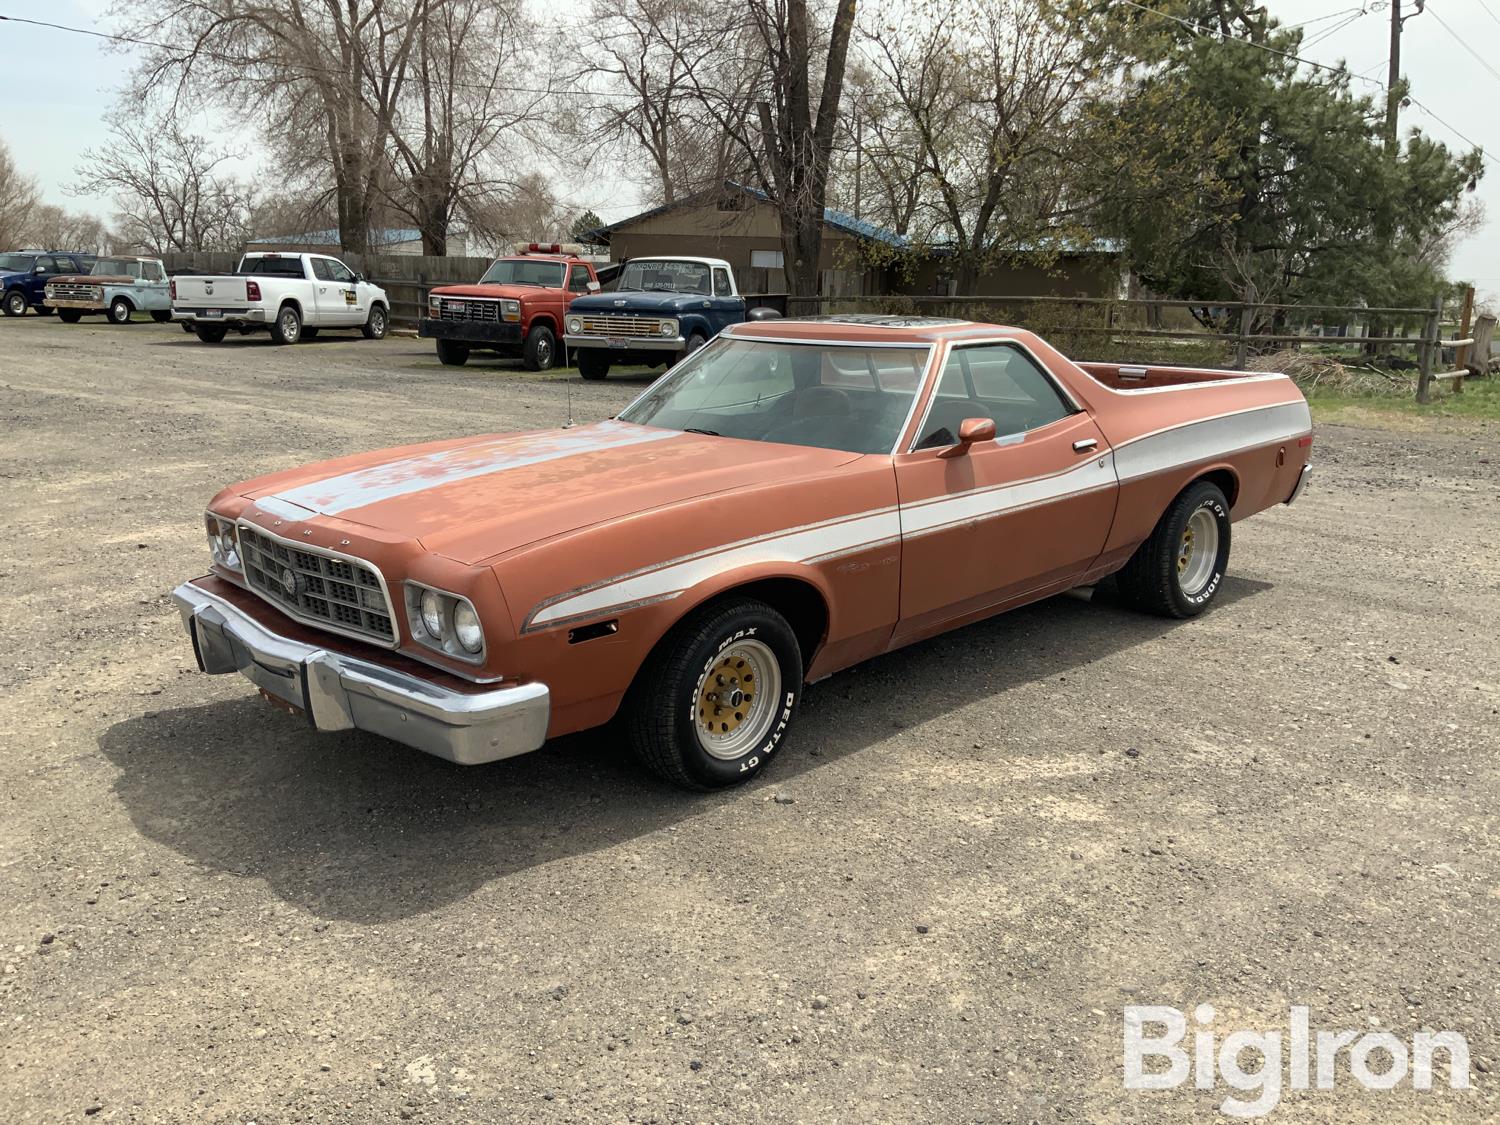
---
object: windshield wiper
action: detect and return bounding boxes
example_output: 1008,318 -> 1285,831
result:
683,427 -> 720,436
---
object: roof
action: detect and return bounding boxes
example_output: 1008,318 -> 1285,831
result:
725,316 -> 1034,346
622,254 -> 734,269
247,228 -> 421,247
584,183 -> 909,249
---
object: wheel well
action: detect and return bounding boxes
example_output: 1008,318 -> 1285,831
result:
1194,468 -> 1239,508
528,315 -> 558,335
112,294 -> 135,309
707,577 -> 828,667
279,298 -> 302,318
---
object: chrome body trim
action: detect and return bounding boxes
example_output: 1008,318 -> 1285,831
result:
173,307 -> 267,324
172,581 -> 550,766
564,333 -> 686,352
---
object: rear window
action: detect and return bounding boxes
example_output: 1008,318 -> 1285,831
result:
239,257 -> 307,278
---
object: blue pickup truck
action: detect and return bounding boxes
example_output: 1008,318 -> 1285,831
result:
1,250 -> 96,317
562,256 -> 779,379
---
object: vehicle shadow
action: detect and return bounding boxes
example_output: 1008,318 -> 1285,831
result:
97,578 -> 1270,923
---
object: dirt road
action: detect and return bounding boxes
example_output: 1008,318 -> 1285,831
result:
2,318 -> 1497,1122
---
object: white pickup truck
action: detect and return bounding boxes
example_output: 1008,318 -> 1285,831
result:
172,252 -> 390,345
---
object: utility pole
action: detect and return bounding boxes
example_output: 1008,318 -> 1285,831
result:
1385,0 -> 1426,156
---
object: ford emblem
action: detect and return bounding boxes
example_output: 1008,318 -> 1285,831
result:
613,298 -> 626,306
280,566 -> 299,598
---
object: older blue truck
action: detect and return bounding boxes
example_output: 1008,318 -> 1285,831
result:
1,250 -> 96,316
562,256 -> 779,379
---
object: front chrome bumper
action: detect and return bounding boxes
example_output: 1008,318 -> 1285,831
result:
1285,464 -> 1311,505
45,296 -> 104,309
171,581 -> 550,765
565,334 -> 685,352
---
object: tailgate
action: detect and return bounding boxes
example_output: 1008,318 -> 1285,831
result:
174,276 -> 249,304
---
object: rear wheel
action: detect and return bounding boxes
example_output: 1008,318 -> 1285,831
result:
193,324 -> 228,343
625,597 -> 803,790
58,309 -> 83,324
108,296 -> 133,324
576,348 -> 610,380
436,338 -> 469,366
361,304 -> 388,340
1116,480 -> 1231,618
150,310 -> 172,323
269,303 -> 302,345
3,289 -> 26,316
522,324 -> 556,371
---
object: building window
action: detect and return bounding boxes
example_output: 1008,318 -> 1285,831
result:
750,249 -> 784,270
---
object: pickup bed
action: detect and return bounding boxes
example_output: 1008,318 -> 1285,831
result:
173,252 -> 390,345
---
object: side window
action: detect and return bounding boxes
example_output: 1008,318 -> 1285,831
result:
325,259 -> 356,283
914,344 -> 1073,449
146,262 -> 165,282
35,256 -> 57,274
568,267 -> 591,293
713,268 -> 733,297
309,258 -> 333,281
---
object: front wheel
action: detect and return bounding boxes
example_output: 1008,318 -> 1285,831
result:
108,297 -> 133,324
436,338 -> 469,366
150,310 -> 172,323
625,597 -> 803,790
58,309 -> 83,324
193,324 -> 228,343
522,324 -> 556,371
3,289 -> 26,317
576,348 -> 610,380
269,304 -> 302,345
1116,480 -> 1231,618
361,304 -> 387,340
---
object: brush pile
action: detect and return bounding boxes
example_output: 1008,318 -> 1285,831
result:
1249,349 -> 1412,395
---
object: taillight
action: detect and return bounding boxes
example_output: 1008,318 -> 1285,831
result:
169,279 -> 176,300
246,280 -> 261,301
1298,435 -> 1314,448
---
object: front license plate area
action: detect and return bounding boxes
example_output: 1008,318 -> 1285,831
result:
607,337 -> 629,349
259,687 -> 305,719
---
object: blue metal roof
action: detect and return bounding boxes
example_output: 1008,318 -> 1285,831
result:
248,228 -> 421,247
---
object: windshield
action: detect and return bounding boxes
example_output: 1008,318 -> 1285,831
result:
92,258 -> 144,278
0,253 -> 36,272
618,338 -> 931,454
478,258 -> 566,287
617,259 -> 711,294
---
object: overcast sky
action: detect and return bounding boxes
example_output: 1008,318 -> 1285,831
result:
2,0 -> 1495,301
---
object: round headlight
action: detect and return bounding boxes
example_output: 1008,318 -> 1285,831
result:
453,601 -> 483,654
659,319 -> 676,337
567,317 -> 581,334
420,590 -> 445,638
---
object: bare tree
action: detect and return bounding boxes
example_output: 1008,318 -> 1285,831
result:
0,138 -> 41,248
73,113 -> 255,253
118,0 -> 432,251
24,206 -> 110,255
377,0 -> 544,254
864,0 -> 1110,291
463,171 -> 567,252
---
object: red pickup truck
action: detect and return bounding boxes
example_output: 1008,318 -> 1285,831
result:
420,244 -> 600,371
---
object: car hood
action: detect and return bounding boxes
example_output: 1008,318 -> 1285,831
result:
430,283 -> 554,301
568,291 -> 721,315
235,421 -> 860,565
49,274 -> 130,286
0,270 -> 27,284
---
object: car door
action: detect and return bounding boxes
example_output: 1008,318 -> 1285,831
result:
326,257 -> 365,323
141,261 -> 169,309
711,266 -> 744,334
892,341 -> 1119,643
310,258 -> 350,325
30,256 -> 58,305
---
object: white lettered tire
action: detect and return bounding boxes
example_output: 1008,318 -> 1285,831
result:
626,597 -> 803,789
1117,480 -> 1232,618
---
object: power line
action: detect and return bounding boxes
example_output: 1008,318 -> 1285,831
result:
1424,5 -> 1500,87
1117,0 -> 1498,167
1476,0 -> 1500,29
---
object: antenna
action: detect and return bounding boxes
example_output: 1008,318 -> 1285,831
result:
563,390 -> 574,429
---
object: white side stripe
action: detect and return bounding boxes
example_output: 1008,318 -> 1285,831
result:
523,400 -> 1311,631
272,421 -> 680,515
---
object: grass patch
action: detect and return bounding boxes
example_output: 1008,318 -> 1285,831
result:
1307,376 -> 1500,431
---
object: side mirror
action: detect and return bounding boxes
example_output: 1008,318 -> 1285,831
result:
587,280 -> 601,292
938,417 -> 998,458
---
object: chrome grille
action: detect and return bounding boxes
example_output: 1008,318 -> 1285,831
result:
436,298 -> 500,323
578,315 -> 663,338
47,283 -> 102,301
238,525 -> 395,645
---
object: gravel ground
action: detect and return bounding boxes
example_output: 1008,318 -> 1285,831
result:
1,317 -> 1497,1123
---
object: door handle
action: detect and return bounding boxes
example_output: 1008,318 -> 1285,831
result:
1073,438 -> 1098,453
